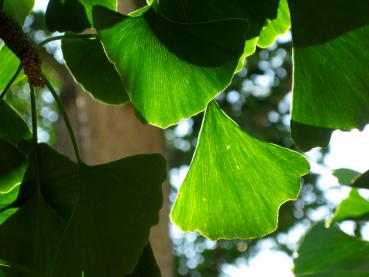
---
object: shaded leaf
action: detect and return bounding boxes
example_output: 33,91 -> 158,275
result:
94,6 -> 248,127
294,223 -> 369,276
62,37 -> 128,105
46,0 -> 116,32
290,121 -> 333,151
171,101 -> 309,239
53,154 -> 166,277
329,189 -> 369,226
0,139 -> 28,194
3,0 -> 34,25
333,168 -> 361,186
127,244 -> 161,277
353,170 -> 369,190
0,101 -> 31,146
289,0 -> 369,133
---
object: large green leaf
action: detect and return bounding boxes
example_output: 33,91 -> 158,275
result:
94,6 -> 248,127
0,139 -> 28,194
171,101 -> 309,239
294,223 -> 369,276
0,144 -> 166,276
46,0 -> 116,32
3,0 -> 34,25
52,154 -> 166,277
329,189 -> 369,226
62,38 -> 128,105
0,101 -> 31,146
289,0 -> 369,134
0,47 -> 21,93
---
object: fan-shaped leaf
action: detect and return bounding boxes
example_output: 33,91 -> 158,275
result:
171,101 -> 309,239
94,6 -> 248,127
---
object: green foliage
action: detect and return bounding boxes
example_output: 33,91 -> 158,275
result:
171,101 -> 309,239
294,223 -> 369,276
1,0 -> 369,275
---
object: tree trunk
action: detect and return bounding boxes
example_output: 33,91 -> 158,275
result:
53,1 -> 173,274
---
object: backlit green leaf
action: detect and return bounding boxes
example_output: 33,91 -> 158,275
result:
289,0 -> 369,134
3,0 -> 34,25
171,101 -> 309,239
94,6 -> 248,127
0,47 -> 21,93
0,139 -> 28,194
294,223 -> 369,276
329,189 -> 369,226
333,168 -> 361,186
62,38 -> 128,105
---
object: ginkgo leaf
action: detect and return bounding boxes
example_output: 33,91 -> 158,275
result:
94,6 -> 248,127
62,38 -> 128,105
127,244 -> 161,277
289,0 -> 369,137
53,154 -> 166,277
328,189 -> 369,226
257,0 -> 290,48
0,144 -> 166,276
0,101 -> 31,146
0,139 -> 28,194
333,168 -> 361,186
0,47 -> 21,93
171,101 -> 309,239
46,0 -> 116,32
352,170 -> 369,190
2,0 -> 34,25
294,223 -> 369,276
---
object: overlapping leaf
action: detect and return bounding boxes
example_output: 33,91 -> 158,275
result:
329,189 -> 369,226
171,101 -> 309,239
62,38 -> 128,104
0,144 -> 166,276
289,0 -> 369,149
94,6 -> 248,127
0,47 -> 21,93
46,0 -> 116,32
2,0 -> 34,25
294,223 -> 369,276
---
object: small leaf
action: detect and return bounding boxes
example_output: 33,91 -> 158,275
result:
94,6 -> 248,127
0,101 -> 31,146
289,0 -> 369,133
290,121 -> 333,151
0,46 -> 21,93
0,139 -> 28,193
294,223 -> 369,276
333,168 -> 361,186
2,0 -> 35,25
329,189 -> 369,226
171,101 -> 309,239
62,37 -> 128,105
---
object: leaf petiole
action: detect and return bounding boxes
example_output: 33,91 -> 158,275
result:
42,73 -> 82,164
30,84 -> 41,193
37,33 -> 97,48
0,64 -> 22,101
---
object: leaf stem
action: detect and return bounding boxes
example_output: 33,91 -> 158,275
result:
42,73 -> 82,164
30,85 -> 41,193
0,64 -> 22,101
37,33 -> 97,48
